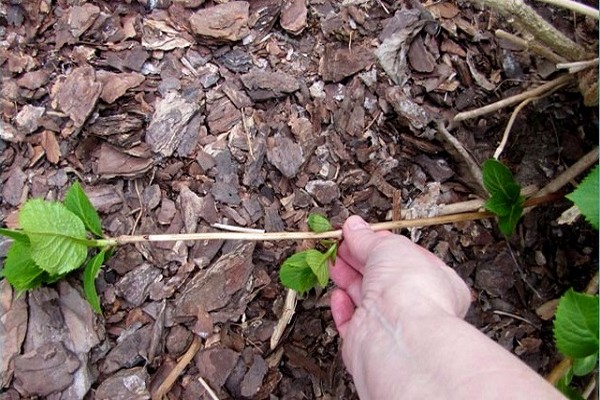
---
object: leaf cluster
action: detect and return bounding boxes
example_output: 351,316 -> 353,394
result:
482,159 -> 525,236
553,288 -> 599,399
0,182 -> 109,313
279,214 -> 337,293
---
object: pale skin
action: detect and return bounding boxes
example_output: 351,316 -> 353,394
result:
329,216 -> 565,400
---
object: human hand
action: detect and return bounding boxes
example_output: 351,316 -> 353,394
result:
330,215 -> 471,338
329,216 -> 564,400
329,215 -> 471,398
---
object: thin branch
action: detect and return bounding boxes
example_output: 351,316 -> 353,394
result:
470,0 -> 589,60
198,376 -> 220,400
536,0 -> 599,19
494,96 -> 540,159
270,288 -> 297,350
152,336 -> 202,400
556,58 -> 599,73
495,29 -> 567,64
454,74 -> 574,122
534,147 -> 599,198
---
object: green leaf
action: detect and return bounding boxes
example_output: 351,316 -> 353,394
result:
0,228 -> 30,244
279,251 -> 319,293
83,250 -> 106,314
2,241 -> 47,292
484,191 -> 521,216
19,199 -> 89,275
572,352 -> 598,376
63,181 -> 103,237
482,159 -> 521,200
305,249 -> 329,287
556,374 -> 585,400
566,165 -> 599,230
308,214 -> 332,233
497,201 -> 524,236
554,288 -> 599,358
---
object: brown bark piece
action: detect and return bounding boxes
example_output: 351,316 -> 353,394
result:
95,367 -> 151,400
93,143 -> 153,179
319,44 -> 374,83
266,135 -> 304,178
189,2 -> 250,41
240,69 -> 300,100
68,4 -> 100,38
0,281 -> 28,388
40,130 -> 61,164
408,35 -> 436,73
305,180 -> 340,205
2,168 -> 27,207
240,354 -> 268,397
280,0 -> 307,35
207,97 -> 241,134
116,264 -> 162,307
175,242 -> 255,318
16,70 -> 49,90
145,92 -> 199,157
195,348 -> 240,389
13,342 -> 80,397
53,65 -> 102,128
96,71 -> 145,104
15,105 -> 44,134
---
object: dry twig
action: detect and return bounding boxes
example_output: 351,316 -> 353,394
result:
152,336 -> 203,400
454,74 -> 574,122
536,0 -> 599,19
470,0 -> 589,60
495,30 -> 567,64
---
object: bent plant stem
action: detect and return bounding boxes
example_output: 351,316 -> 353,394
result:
107,194 -> 561,245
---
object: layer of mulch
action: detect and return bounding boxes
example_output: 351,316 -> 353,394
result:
0,1 -> 597,399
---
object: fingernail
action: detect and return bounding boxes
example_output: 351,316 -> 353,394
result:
348,216 -> 370,231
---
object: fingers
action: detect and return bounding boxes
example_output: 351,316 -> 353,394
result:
330,288 -> 354,338
330,257 -> 363,305
337,216 -> 387,274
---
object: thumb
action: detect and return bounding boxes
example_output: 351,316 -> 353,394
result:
338,216 -> 389,273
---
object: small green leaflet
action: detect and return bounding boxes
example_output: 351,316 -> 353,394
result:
566,165 -> 599,230
554,288 -> 599,359
2,240 -> 46,292
279,251 -> 319,293
305,249 -> 330,287
64,181 -> 103,237
0,228 -> 30,243
308,214 -> 332,233
482,159 -> 524,236
83,250 -> 106,314
19,199 -> 88,275
572,352 -> 598,376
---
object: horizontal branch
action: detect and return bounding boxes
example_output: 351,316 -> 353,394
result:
112,194 -> 560,245
537,0 -> 599,19
454,74 -> 574,122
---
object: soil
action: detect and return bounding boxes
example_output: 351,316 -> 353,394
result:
0,1 -> 598,399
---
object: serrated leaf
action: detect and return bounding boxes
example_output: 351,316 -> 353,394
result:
64,181 -> 103,237
83,250 -> 106,314
0,228 -> 30,244
554,289 -> 599,358
305,249 -> 329,287
566,165 -> 599,230
572,353 -> 598,376
19,199 -> 89,275
482,159 -> 521,200
2,240 -> 47,292
497,201 -> 524,236
308,214 -> 332,233
279,251 -> 319,293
